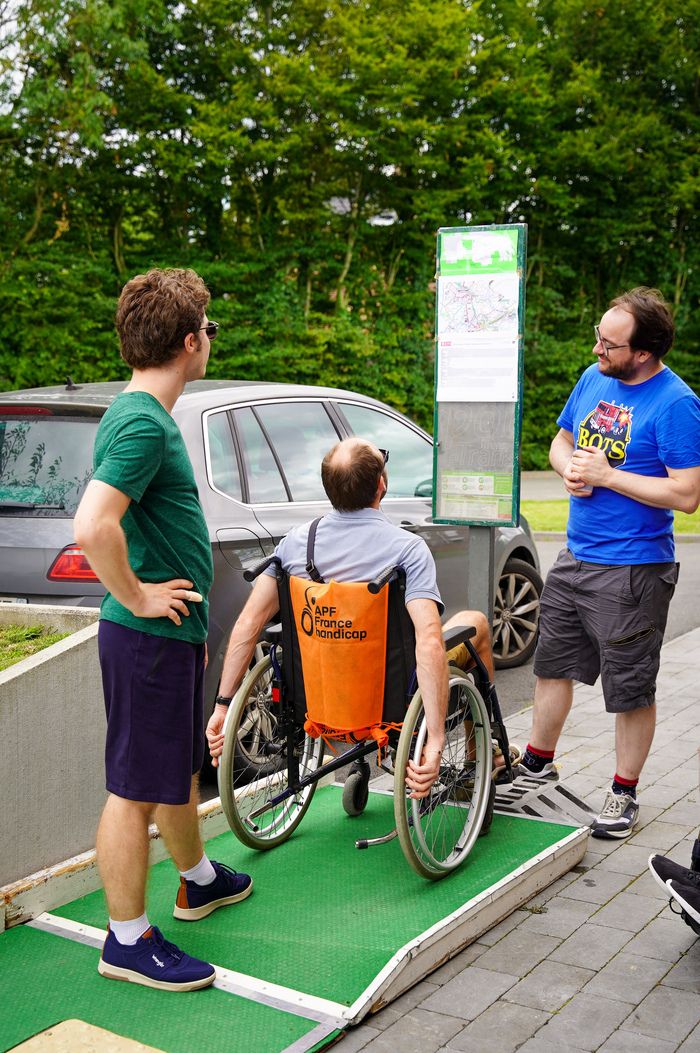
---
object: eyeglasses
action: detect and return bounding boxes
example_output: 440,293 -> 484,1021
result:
594,324 -> 629,354
198,321 -> 219,341
378,448 -> 389,466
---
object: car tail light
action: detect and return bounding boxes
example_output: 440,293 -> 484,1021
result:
47,545 -> 99,583
0,406 -> 53,415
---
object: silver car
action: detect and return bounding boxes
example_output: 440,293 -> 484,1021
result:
0,380 -> 542,717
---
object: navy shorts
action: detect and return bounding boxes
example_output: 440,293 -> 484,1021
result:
534,549 -> 678,713
98,620 -> 206,805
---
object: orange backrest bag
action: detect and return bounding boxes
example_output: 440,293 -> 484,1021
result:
288,575 -> 390,741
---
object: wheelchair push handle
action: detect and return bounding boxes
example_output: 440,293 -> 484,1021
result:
367,564 -> 405,594
243,556 -> 283,583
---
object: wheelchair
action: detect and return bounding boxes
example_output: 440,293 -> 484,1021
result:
218,556 -> 514,880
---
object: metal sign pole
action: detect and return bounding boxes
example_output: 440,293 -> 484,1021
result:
467,525 -> 495,622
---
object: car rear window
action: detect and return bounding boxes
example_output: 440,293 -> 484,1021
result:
0,413 -> 98,516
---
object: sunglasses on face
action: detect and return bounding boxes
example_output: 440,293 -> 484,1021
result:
378,448 -> 389,466
198,321 -> 219,341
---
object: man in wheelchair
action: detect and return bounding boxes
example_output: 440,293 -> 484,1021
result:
207,437 -> 495,800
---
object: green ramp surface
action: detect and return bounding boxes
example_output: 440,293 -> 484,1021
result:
0,925 -> 331,1053
55,786 -> 576,1007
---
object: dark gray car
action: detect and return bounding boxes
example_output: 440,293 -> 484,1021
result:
0,380 -> 542,718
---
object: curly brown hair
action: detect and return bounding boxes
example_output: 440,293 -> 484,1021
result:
115,268 -> 211,368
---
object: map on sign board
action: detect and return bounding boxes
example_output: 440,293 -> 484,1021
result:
437,274 -> 519,338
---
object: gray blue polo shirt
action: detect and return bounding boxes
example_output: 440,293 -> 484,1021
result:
264,508 -> 444,612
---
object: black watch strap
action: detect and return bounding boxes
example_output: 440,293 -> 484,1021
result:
215,694 -> 233,707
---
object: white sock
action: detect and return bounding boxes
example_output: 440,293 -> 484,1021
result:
109,913 -> 150,945
179,854 -> 216,886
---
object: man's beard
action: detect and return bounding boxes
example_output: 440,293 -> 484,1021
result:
598,356 -> 637,381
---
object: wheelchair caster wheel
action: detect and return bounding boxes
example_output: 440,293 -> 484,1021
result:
342,763 -> 370,816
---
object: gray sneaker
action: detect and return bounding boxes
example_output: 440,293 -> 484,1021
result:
513,761 -> 559,782
591,789 -> 639,839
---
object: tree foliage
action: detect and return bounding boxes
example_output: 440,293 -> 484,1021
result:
1,0 -> 698,465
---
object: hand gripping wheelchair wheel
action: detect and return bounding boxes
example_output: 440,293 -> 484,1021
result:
218,654 -> 324,849
393,667 -> 492,879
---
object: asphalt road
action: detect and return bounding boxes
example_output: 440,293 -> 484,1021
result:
495,536 -> 700,719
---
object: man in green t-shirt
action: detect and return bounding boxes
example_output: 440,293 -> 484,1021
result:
74,269 -> 252,992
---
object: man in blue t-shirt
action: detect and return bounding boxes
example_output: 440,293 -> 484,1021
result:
516,287 -> 700,839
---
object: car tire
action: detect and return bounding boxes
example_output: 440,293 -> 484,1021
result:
493,558 -> 543,670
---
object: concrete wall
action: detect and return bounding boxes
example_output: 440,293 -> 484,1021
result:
0,604 -> 104,887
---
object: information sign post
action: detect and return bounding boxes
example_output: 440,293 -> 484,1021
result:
432,224 -> 527,618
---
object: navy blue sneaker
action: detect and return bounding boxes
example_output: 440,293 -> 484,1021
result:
173,860 -> 253,921
98,926 -> 215,991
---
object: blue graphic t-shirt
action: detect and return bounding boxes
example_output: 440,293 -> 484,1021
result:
558,364 -> 700,564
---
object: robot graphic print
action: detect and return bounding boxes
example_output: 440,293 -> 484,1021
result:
576,400 -> 633,467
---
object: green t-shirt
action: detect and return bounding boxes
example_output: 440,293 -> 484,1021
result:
92,391 -> 213,644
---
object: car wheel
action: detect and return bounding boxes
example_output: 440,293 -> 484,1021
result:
493,558 -> 543,669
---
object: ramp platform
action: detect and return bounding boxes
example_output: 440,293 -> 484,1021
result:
2,786 -> 588,1053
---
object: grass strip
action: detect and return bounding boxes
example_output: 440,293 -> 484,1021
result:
0,623 -> 69,671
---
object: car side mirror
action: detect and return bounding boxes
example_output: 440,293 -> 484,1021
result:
414,479 -> 433,498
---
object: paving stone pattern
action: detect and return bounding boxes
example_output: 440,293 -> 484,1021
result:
345,628 -> 700,1052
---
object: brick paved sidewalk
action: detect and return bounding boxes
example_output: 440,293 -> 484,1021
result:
345,628 -> 700,1053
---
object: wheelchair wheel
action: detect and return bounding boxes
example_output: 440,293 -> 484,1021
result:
342,761 -> 370,816
479,778 -> 497,838
218,654 -> 324,849
394,667 -> 492,879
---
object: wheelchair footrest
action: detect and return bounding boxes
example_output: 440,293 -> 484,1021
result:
356,828 -> 398,850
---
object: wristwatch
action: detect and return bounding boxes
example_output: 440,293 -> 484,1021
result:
215,694 -> 233,707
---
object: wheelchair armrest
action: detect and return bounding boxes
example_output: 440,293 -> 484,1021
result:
442,624 -> 477,651
261,623 -> 283,645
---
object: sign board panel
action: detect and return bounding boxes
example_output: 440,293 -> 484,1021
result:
432,224 -> 527,527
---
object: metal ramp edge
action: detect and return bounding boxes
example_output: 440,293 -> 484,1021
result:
364,771 -> 596,829
493,777 -> 597,828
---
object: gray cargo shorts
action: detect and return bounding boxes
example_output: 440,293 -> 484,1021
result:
533,548 -> 679,713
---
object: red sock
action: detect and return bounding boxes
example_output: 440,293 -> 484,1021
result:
527,744 -> 554,759
612,773 -> 638,797
522,744 -> 555,771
